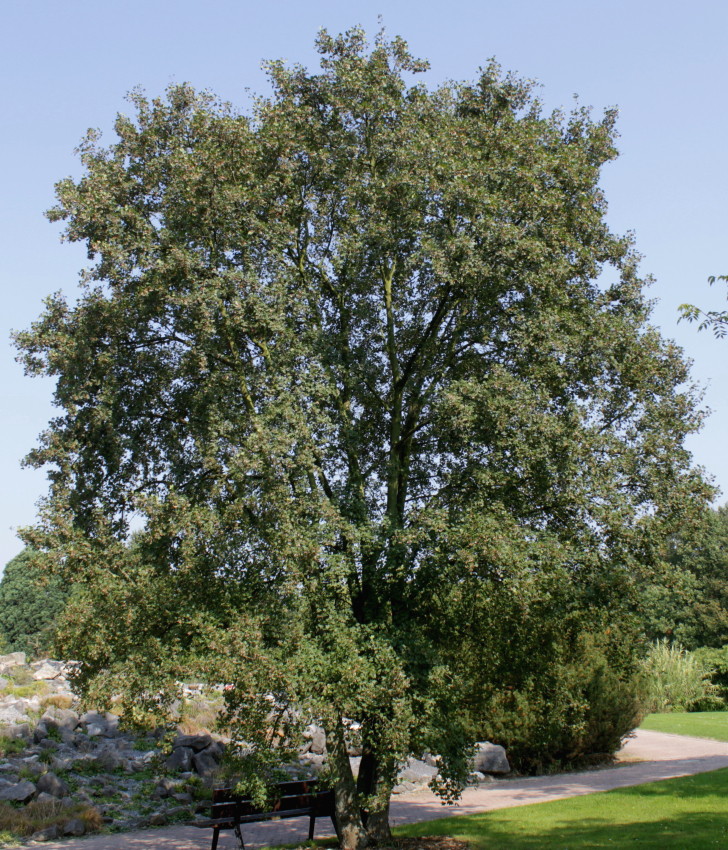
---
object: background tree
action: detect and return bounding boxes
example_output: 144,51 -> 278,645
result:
640,504 -> 728,650
0,548 -> 70,657
15,28 -> 710,848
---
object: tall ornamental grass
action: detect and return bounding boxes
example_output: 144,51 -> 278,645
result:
642,639 -> 718,712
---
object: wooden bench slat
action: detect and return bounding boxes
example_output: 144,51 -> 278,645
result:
195,780 -> 338,850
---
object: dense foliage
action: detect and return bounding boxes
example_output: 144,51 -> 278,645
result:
15,29 -> 710,847
0,549 -> 69,657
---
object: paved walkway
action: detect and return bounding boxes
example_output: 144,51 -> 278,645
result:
36,729 -> 728,849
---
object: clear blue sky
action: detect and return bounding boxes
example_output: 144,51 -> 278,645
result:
2,0 -> 726,568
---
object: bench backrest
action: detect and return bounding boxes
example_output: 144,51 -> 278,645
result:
210,780 -> 334,820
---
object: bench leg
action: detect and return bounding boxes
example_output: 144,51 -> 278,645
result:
309,814 -> 316,841
234,821 -> 245,850
211,826 -> 220,850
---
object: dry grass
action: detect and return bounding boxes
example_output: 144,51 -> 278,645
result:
177,695 -> 225,735
40,694 -> 75,710
0,799 -> 102,837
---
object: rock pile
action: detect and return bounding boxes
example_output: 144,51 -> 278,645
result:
0,652 -> 511,841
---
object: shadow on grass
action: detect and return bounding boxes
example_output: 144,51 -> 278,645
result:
399,810 -> 728,849
397,769 -> 728,849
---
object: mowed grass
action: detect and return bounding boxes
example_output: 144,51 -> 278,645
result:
395,768 -> 728,849
640,711 -> 728,741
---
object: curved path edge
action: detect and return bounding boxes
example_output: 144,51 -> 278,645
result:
33,730 -> 728,850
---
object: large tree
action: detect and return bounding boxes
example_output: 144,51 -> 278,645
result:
16,29 -> 709,847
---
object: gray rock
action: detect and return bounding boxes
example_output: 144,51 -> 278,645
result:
192,748 -> 219,776
151,777 -> 180,799
202,740 -> 225,761
37,771 -> 70,797
31,825 -> 61,841
0,652 -> 26,668
173,733 -> 213,752
166,746 -> 194,772
397,757 -> 438,784
86,723 -> 106,737
472,741 -> 510,775
0,706 -> 29,724
303,724 -> 326,755
299,752 -> 325,768
95,748 -> 123,771
149,811 -> 168,826
36,791 -> 58,804
0,722 -> 30,740
33,662 -> 63,680
104,712 -> 120,731
63,818 -> 86,836
0,780 -> 36,802
0,677 -> 8,690
34,723 -> 49,743
42,708 -> 79,732
392,781 -> 417,794
166,805 -> 189,817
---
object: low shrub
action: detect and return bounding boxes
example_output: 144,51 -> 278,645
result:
4,682 -> 47,699
0,738 -> 27,757
642,639 -> 717,712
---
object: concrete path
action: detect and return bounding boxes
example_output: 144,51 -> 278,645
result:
35,729 -> 728,849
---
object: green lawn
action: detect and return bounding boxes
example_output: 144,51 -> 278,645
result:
640,711 -> 728,741
395,768 -> 728,849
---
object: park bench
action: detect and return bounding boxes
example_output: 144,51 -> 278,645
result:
194,778 -> 338,850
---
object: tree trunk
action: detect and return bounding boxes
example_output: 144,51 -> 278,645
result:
327,719 -> 369,850
357,748 -> 394,843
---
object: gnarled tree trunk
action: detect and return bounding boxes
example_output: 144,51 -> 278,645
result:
328,719 -> 369,850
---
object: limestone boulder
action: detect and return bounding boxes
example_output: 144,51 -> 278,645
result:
471,741 -> 510,775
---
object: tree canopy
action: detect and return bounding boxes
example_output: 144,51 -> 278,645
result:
15,28 -> 710,848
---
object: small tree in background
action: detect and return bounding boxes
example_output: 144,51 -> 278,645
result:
0,549 -> 70,657
15,28 -> 711,847
640,505 -> 728,650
